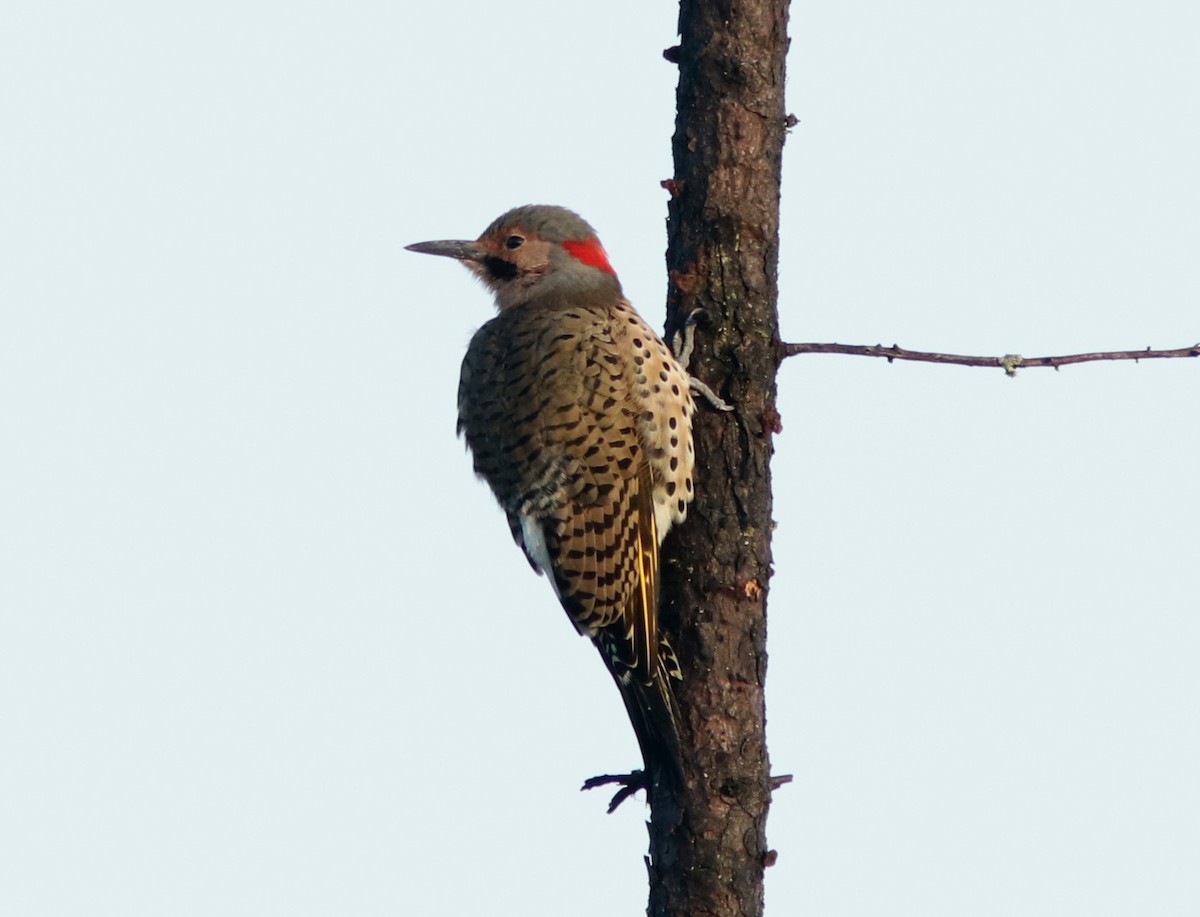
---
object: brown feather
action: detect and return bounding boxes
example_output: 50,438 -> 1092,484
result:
631,464 -> 659,683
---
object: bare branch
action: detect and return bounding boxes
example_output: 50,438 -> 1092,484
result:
778,341 -> 1200,376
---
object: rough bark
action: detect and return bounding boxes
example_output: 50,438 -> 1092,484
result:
649,1 -> 790,915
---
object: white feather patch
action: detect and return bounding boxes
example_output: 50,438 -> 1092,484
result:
519,512 -> 561,599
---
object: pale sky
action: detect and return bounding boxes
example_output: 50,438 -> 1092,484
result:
3,2 -> 1198,915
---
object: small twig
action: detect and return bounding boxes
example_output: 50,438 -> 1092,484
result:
581,771 -> 648,814
777,341 -> 1200,376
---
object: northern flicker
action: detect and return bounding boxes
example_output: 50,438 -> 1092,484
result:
406,205 -> 695,797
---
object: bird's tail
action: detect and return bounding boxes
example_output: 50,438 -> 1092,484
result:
608,640 -> 684,796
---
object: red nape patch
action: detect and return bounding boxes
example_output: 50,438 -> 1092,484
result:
561,238 -> 617,276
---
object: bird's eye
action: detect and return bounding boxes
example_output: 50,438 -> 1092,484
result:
504,234 -> 525,250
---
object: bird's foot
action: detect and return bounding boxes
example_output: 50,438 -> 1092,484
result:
581,769 -> 649,814
672,309 -> 734,412
671,307 -> 712,368
670,310 -> 702,367
689,376 -> 734,412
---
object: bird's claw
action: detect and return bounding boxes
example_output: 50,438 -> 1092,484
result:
689,377 -> 734,411
671,308 -> 710,367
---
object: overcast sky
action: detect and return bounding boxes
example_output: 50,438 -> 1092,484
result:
3,2 -> 1198,915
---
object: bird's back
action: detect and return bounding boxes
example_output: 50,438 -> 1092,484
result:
457,296 -> 695,682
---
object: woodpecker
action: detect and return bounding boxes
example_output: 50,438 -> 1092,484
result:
406,205 -> 695,798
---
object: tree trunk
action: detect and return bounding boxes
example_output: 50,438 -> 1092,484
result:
649,0 -> 790,915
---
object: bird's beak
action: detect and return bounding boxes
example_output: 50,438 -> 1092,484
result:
404,239 -> 486,263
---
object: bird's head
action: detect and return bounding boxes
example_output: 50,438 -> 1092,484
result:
406,204 -> 622,310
